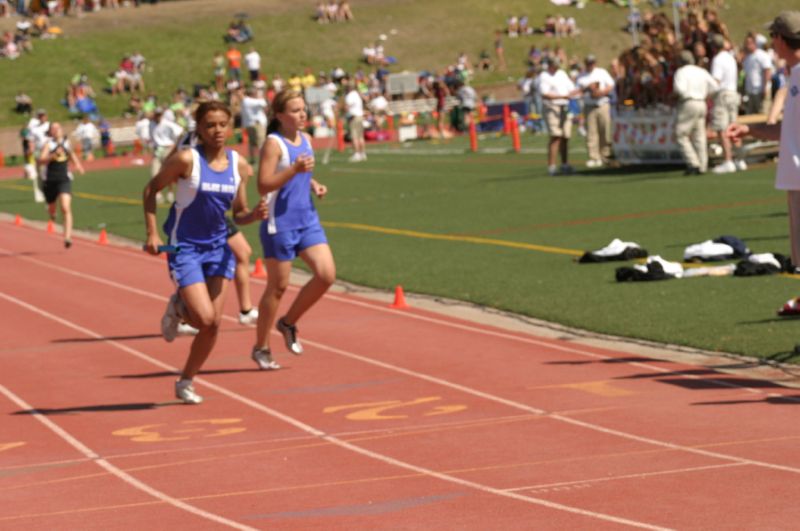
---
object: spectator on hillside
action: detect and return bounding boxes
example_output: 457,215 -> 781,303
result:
742,33 -> 773,114
507,14 -> 519,37
301,67 -> 316,89
494,30 -> 506,71
244,46 -> 261,83
338,0 -> 353,21
212,51 -> 225,92
226,44 -> 242,82
2,31 -> 19,58
326,0 -> 338,22
477,49 -> 491,71
314,2 -> 327,22
224,17 -> 252,43
15,91 -> 32,114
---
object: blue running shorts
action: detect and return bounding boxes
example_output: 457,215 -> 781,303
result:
260,223 -> 328,261
168,242 -> 235,288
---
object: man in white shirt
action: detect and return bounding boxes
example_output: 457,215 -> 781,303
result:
673,50 -> 718,174
709,34 -> 743,174
244,47 -> 261,83
539,57 -> 577,175
27,109 -> 50,203
240,86 -> 268,163
576,54 -> 615,168
73,115 -> 99,161
343,78 -> 366,162
742,33 -> 774,115
149,107 -> 184,203
728,12 -> 800,268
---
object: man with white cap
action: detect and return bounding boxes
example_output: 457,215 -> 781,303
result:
539,57 -> 577,175
673,49 -> 718,175
728,11 -> 800,266
709,34 -> 743,174
576,54 -> 615,168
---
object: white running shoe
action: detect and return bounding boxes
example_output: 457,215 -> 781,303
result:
175,379 -> 203,404
548,165 -> 558,176
177,322 -> 199,336
586,159 -> 603,168
276,317 -> 303,355
735,159 -> 748,171
238,308 -> 259,326
161,294 -> 181,342
251,347 -> 281,370
712,160 -> 736,174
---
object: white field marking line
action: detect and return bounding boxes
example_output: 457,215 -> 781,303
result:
0,292 -> 672,531
507,462 -> 746,493
1,243 -> 783,403
0,381 -> 255,531
319,292 -> 795,400
5,246 -> 800,473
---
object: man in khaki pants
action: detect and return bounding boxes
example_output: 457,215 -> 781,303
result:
576,54 -> 615,168
673,50 -> 718,175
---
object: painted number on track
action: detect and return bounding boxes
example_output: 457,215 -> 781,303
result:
112,418 -> 246,443
324,396 -> 467,420
0,442 -> 25,453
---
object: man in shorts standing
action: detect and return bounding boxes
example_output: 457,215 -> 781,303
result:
709,34 -> 743,174
539,58 -> 576,176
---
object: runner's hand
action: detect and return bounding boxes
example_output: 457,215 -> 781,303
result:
144,234 -> 163,255
294,154 -> 315,174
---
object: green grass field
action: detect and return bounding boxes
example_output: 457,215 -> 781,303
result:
3,133 -> 799,362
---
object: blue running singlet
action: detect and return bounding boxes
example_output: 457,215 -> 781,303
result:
163,147 -> 242,247
262,132 -> 319,235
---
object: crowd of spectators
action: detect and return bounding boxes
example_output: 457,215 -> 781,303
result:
613,1 -> 786,117
506,13 -> 580,39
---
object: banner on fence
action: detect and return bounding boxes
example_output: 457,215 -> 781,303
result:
612,109 -> 683,165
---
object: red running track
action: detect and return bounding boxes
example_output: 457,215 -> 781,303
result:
1,221 -> 800,530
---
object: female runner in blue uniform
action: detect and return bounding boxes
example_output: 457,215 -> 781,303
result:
251,89 -> 335,369
143,100 -> 267,404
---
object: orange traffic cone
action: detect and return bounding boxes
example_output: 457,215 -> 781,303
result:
14,214 -> 22,226
390,285 -> 409,309
47,220 -> 55,234
252,258 -> 267,278
98,228 -> 108,245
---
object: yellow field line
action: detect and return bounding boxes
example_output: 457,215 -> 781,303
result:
323,221 -> 583,257
0,182 -> 154,207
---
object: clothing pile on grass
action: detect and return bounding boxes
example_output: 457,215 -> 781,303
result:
578,236 -> 794,281
581,236 -> 800,317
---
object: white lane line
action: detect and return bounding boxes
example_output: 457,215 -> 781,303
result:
506,463 -> 746,493
0,291 -> 671,530
0,381 -> 255,530
3,246 -> 800,472
2,243 -> 791,403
